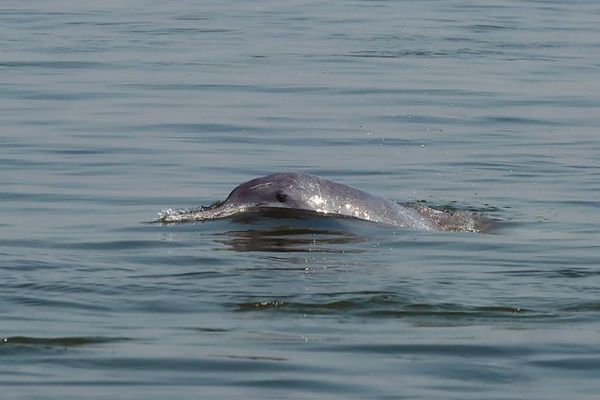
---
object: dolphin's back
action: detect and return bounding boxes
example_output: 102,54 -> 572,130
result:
305,175 -> 440,230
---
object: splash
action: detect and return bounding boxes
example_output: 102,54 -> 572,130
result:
157,201 -> 224,223
407,203 -> 497,233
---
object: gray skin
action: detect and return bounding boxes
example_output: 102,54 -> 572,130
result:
159,172 -> 488,232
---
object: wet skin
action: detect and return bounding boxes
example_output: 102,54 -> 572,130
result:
159,172 -> 490,232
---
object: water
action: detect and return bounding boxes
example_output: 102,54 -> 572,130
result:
2,0 -> 600,398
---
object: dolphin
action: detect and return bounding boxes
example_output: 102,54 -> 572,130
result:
158,172 -> 491,232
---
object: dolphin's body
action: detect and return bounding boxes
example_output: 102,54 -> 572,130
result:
159,172 -> 489,232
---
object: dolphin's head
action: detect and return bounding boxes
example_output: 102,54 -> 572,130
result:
224,173 -> 314,211
158,173 -> 321,223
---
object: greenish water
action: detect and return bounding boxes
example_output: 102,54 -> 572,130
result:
2,1 -> 600,399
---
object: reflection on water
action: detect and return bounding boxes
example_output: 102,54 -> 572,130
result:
216,210 -> 367,253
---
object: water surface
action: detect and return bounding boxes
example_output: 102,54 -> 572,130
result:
2,1 -> 600,399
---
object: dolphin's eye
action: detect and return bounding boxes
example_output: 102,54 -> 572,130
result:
275,191 -> 287,202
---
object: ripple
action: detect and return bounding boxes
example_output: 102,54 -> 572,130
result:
233,293 -> 531,319
0,336 -> 128,355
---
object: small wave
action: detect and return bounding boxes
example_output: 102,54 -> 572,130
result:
233,293 -> 529,319
0,336 -> 128,351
